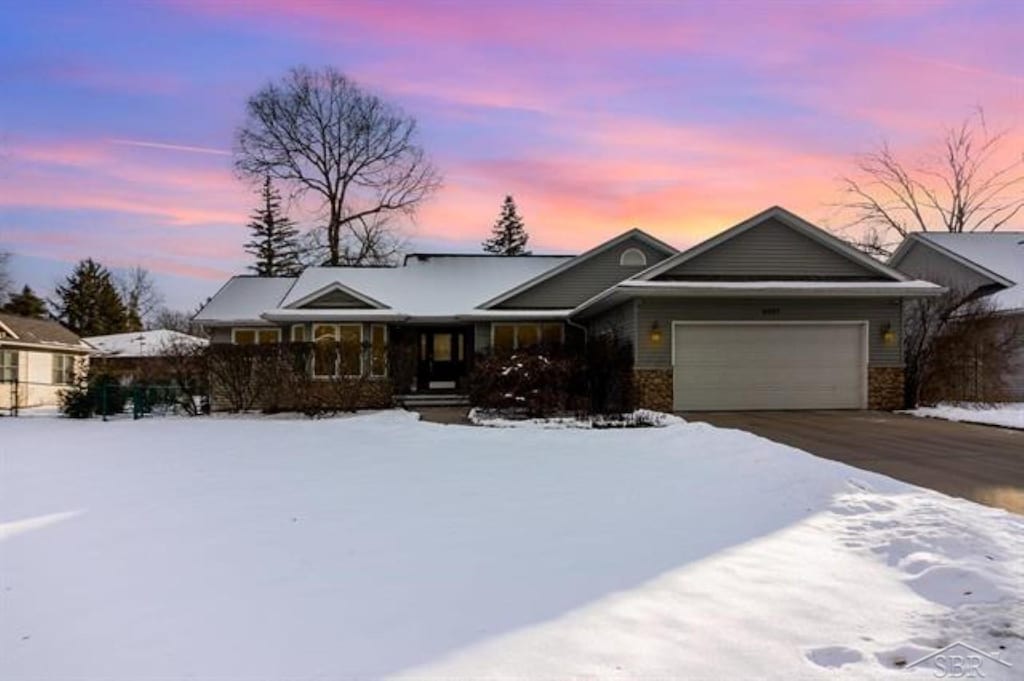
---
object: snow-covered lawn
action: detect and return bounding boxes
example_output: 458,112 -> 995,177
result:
2,411 -> 1021,679
905,402 -> 1024,430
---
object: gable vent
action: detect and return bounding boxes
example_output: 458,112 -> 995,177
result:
620,248 -> 648,267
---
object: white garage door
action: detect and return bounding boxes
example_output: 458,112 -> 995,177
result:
672,322 -> 867,411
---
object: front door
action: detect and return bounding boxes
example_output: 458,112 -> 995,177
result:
417,328 -> 468,391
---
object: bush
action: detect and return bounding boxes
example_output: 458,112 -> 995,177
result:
58,371 -> 127,418
469,349 -> 584,418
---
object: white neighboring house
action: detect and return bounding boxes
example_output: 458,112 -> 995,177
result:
0,312 -> 92,410
891,231 -> 1024,400
84,329 -> 209,383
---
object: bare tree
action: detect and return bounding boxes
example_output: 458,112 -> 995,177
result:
840,110 -> 1024,255
235,66 -> 441,266
118,266 -> 164,330
0,251 -> 11,304
149,306 -> 208,337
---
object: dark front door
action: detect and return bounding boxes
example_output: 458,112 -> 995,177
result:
416,328 -> 469,391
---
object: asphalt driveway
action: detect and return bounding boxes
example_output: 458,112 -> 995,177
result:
682,411 -> 1024,514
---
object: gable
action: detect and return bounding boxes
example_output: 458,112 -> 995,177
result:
893,239 -> 1007,294
654,217 -> 889,281
496,235 -> 673,309
299,286 -> 377,309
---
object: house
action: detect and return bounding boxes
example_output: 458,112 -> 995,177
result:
0,312 -> 92,410
84,329 -> 209,384
890,231 -> 1024,400
194,206 -> 943,412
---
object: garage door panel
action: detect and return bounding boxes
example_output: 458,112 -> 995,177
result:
672,323 -> 866,411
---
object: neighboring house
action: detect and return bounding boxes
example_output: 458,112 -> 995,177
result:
84,329 -> 209,383
890,231 -> 1024,400
195,206 -> 942,412
0,312 -> 92,410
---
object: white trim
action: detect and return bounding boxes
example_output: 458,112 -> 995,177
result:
231,327 -> 282,344
619,247 -> 648,267
670,320 -> 870,409
285,281 -> 390,310
0,319 -> 17,340
634,206 -> 910,283
477,228 -> 677,309
889,233 -> 1017,288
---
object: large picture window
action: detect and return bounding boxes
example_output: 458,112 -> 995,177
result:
0,350 -> 18,382
492,323 -> 564,353
312,324 -> 364,377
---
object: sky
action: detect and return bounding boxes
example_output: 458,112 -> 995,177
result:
0,0 -> 1021,311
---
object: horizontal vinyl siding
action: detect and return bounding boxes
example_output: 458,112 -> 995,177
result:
301,288 -> 374,309
498,237 -> 670,309
659,219 -> 883,280
895,242 -> 997,292
474,322 -> 491,353
634,297 -> 903,368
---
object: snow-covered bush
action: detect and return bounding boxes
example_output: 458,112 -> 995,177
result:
468,350 -> 583,418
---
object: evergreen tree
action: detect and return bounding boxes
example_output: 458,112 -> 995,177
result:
245,176 -> 302,276
482,195 -> 531,255
2,285 -> 48,318
54,259 -> 129,336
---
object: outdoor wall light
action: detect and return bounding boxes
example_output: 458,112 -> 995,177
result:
881,322 -> 897,346
650,321 -> 663,345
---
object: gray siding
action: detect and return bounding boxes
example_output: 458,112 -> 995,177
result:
301,288 -> 373,309
209,327 -> 232,343
474,322 -> 491,353
658,218 -> 885,280
498,237 -> 670,309
630,297 -> 903,368
894,241 -> 998,293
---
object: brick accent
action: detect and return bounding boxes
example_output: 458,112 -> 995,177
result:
868,366 -> 904,411
634,369 -> 674,412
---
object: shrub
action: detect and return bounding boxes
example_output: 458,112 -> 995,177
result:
469,349 -> 583,418
58,371 -> 127,418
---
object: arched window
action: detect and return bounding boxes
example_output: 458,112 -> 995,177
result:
619,247 -> 647,267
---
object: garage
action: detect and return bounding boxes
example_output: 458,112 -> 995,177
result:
672,322 -> 868,411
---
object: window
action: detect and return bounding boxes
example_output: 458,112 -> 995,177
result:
492,323 -> 565,352
290,324 -> 307,342
232,328 -> 281,344
619,248 -> 648,267
52,354 -> 75,385
370,325 -> 387,377
0,350 -> 18,382
312,324 -> 363,377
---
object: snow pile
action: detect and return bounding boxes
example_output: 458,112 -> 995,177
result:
2,411 -> 1021,679
469,408 -> 684,428
905,402 -> 1024,430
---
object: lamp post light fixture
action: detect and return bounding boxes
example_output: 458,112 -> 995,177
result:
881,323 -> 897,346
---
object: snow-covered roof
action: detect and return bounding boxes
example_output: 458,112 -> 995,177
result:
84,330 -> 209,358
279,256 -> 573,318
195,256 -> 574,324
193,277 -> 297,325
911,232 -> 1024,311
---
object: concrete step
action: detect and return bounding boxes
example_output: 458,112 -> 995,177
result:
397,394 -> 470,408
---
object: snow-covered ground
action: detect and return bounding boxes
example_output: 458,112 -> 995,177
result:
905,402 -> 1024,430
1,411 -> 1021,679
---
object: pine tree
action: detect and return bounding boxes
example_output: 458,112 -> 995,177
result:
482,195 -> 531,255
245,176 -> 302,276
54,259 -> 129,336
2,285 -> 48,318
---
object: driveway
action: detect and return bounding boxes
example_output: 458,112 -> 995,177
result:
682,411 -> 1024,514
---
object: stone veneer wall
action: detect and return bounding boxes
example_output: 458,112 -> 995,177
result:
634,369 -> 674,412
635,366 -> 905,413
868,366 -> 904,411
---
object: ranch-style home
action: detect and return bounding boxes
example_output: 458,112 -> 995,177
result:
0,312 -> 92,411
194,206 -> 943,411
